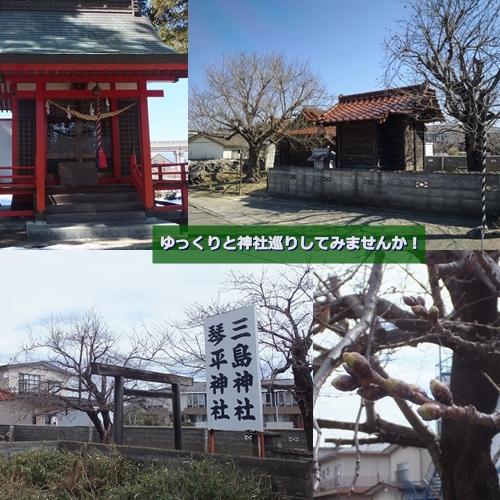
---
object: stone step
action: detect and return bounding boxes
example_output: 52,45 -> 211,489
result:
46,211 -> 147,224
47,191 -> 141,205
42,185 -> 147,224
46,185 -> 136,194
45,201 -> 144,214
26,220 -> 179,243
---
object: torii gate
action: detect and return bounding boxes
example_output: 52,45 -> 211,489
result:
90,362 -> 193,450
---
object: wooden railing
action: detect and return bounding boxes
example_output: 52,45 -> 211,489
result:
130,154 -> 145,205
0,166 -> 36,217
130,154 -> 188,214
152,162 -> 188,214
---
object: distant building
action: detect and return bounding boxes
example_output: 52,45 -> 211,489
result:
0,362 -> 87,426
182,379 -> 302,429
0,361 -> 69,396
316,443 -> 440,500
425,124 -> 500,156
126,379 -> 303,429
151,153 -> 171,164
188,133 -> 249,160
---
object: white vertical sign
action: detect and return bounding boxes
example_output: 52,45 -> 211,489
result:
204,304 -> 263,432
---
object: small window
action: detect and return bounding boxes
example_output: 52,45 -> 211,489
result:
18,373 -> 40,392
334,465 -> 341,486
276,392 -> 286,406
187,393 -> 206,408
263,392 -> 273,407
396,462 -> 409,481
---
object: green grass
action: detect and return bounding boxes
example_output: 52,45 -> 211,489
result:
0,448 -> 286,500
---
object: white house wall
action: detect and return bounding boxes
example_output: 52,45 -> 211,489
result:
188,137 -> 224,160
372,488 -> 400,500
320,451 -> 390,490
389,446 -> 432,482
0,401 -> 33,425
0,365 -> 70,397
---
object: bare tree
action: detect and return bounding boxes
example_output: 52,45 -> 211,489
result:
383,0 -> 500,172
145,265 -> 314,450
314,252 -> 500,500
189,51 -> 331,182
16,308 -> 167,443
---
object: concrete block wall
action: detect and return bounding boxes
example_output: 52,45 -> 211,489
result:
121,426 -> 206,452
4,424 -> 308,456
11,424 -> 95,443
268,167 -> 500,218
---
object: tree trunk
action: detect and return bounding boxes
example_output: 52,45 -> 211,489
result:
245,146 -> 261,182
291,338 -> 314,451
465,124 -> 487,172
438,265 -> 500,499
440,355 -> 499,500
86,411 -> 113,444
293,367 -> 313,452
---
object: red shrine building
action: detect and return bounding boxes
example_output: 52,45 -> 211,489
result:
0,0 -> 187,224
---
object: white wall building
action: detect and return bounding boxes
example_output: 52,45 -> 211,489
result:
316,443 -> 437,500
0,362 -> 90,426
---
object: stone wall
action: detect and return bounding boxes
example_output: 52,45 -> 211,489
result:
4,424 -> 308,457
268,167 -> 500,218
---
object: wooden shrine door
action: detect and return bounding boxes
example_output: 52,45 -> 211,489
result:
46,100 -> 112,178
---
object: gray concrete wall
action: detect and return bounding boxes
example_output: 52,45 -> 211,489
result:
0,440 -> 313,500
268,167 -> 500,218
3,424 -> 308,456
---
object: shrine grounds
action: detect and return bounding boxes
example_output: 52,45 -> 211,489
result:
188,188 -> 500,251
1,186 -> 498,250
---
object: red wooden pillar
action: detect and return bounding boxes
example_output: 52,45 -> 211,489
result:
110,97 -> 121,181
138,80 -> 154,216
11,89 -> 18,169
35,91 -> 46,220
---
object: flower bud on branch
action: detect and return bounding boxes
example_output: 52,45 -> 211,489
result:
430,379 -> 454,406
385,378 -> 427,405
428,305 -> 440,322
331,350 -> 500,427
343,352 -> 374,379
331,374 -> 360,392
403,295 -> 426,307
418,402 -> 446,421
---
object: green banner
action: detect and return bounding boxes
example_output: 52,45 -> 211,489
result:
152,226 -> 426,264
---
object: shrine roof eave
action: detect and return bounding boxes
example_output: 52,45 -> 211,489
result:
0,52 -> 186,67
0,55 -> 187,82
320,114 -> 443,126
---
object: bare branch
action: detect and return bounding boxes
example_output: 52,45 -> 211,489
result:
190,51 -> 332,181
313,264 -> 384,406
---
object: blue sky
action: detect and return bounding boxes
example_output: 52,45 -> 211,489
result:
0,251 -> 273,371
189,0 -> 409,100
148,80 -> 187,143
